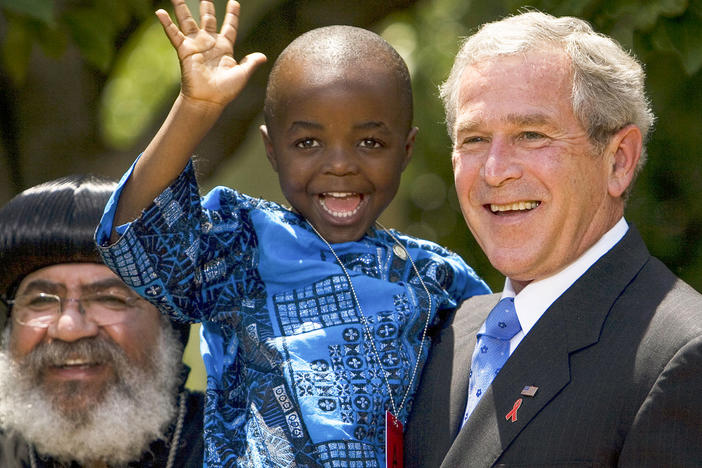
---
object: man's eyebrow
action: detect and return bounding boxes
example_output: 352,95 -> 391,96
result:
18,279 -> 62,295
454,117 -> 481,135
504,113 -> 552,127
455,113 -> 554,134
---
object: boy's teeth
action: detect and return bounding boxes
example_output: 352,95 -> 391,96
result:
490,201 -> 539,212
320,192 -> 363,218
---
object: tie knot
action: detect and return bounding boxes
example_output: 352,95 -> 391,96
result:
481,297 -> 520,340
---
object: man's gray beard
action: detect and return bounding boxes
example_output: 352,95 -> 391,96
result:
0,319 -> 184,465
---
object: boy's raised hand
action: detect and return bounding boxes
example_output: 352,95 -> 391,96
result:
112,0 -> 266,234
156,0 -> 266,107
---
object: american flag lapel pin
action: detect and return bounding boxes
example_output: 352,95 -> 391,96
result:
506,386 -> 538,423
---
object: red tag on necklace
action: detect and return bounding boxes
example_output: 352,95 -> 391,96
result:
385,410 -> 404,468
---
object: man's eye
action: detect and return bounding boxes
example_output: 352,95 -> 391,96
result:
359,138 -> 382,149
461,136 -> 487,145
521,131 -> 545,140
295,138 -> 320,149
90,293 -> 131,309
26,294 -> 58,309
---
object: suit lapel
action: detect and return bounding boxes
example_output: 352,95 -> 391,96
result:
442,226 -> 651,467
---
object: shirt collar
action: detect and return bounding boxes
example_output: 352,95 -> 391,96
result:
502,217 -> 629,335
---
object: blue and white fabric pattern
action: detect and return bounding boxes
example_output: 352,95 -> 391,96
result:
96,160 -> 490,467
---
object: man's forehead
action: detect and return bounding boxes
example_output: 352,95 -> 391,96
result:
17,263 -> 128,293
459,49 -> 571,92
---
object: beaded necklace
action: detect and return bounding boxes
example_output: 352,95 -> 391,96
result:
306,221 -> 433,421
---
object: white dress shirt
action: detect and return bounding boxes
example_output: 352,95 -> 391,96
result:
501,217 -> 629,354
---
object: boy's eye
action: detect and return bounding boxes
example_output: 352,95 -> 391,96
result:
359,138 -> 382,149
295,138 -> 320,149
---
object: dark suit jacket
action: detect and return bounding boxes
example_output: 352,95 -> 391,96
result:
405,226 -> 702,467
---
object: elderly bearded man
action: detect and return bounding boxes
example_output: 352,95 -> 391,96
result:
405,11 -> 702,468
0,175 -> 204,468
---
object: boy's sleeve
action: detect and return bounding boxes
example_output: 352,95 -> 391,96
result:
96,158 -> 244,323
95,156 -> 141,244
439,250 -> 491,309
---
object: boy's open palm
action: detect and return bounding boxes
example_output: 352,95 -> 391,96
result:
156,0 -> 266,107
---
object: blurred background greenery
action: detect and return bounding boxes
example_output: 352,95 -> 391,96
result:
2,0 -> 701,390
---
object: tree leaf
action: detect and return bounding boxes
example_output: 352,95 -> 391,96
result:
61,8 -> 116,71
650,9 -> 702,74
0,0 -> 53,23
0,16 -> 34,83
100,19 -> 180,148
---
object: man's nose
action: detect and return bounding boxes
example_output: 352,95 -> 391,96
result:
482,139 -> 522,186
46,300 -> 100,342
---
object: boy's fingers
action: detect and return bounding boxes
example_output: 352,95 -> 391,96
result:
171,0 -> 199,35
220,0 -> 241,46
200,0 -> 217,33
156,9 -> 186,49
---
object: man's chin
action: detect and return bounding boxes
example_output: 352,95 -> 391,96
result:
47,382 -> 108,425
43,374 -> 113,406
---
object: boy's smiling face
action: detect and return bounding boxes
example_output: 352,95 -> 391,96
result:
261,62 -> 417,243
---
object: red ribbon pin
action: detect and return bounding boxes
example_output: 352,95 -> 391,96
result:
505,398 -> 522,422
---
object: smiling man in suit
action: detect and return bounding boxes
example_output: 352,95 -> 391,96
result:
405,11 -> 702,467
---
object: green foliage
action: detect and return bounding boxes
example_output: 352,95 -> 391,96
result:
100,19 -> 180,149
0,0 -> 53,22
0,0 -> 153,82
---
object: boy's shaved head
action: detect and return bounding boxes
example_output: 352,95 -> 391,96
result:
264,25 -> 413,131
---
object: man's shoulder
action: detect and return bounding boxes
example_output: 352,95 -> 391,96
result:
458,292 -> 501,311
640,259 -> 702,336
635,255 -> 702,315
451,293 -> 500,328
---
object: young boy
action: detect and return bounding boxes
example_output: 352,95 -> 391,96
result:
96,1 -> 490,466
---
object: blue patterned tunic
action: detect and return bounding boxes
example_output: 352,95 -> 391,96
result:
96,160 -> 490,468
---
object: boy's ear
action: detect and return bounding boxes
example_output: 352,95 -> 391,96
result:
606,124 -> 642,198
402,127 -> 419,171
260,125 -> 279,172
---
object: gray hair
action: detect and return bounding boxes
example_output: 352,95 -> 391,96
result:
440,11 -> 655,173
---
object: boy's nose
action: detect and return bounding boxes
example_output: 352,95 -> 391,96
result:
323,146 -> 360,176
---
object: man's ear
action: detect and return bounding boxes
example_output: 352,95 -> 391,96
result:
607,124 -> 642,198
402,127 -> 419,171
260,125 -> 279,172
